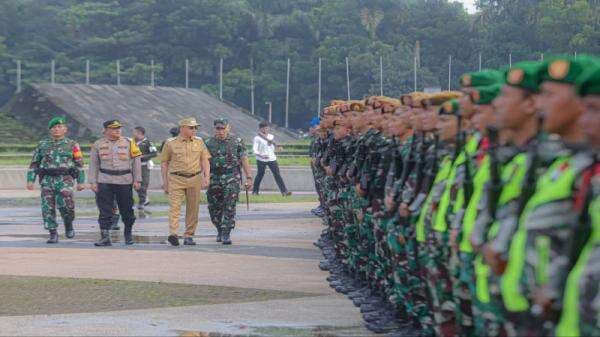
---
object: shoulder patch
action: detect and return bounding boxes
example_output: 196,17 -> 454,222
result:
129,138 -> 142,158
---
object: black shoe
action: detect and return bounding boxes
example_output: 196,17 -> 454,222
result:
47,230 -> 59,244
183,237 -> 196,246
168,235 -> 179,246
222,230 -> 232,245
124,228 -> 134,245
64,222 -> 75,239
94,229 -> 112,247
318,261 -> 330,271
282,191 -> 292,197
216,228 -> 222,243
252,191 -> 259,195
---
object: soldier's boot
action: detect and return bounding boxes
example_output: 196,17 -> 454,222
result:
94,229 -> 112,247
64,221 -> 75,239
216,227 -> 223,243
110,213 -> 120,230
124,225 -> 134,245
47,229 -> 59,244
183,237 -> 197,246
222,228 -> 232,245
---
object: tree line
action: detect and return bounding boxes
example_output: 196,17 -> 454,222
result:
0,0 -> 598,129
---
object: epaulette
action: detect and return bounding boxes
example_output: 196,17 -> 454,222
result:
165,137 -> 177,143
194,136 -> 204,141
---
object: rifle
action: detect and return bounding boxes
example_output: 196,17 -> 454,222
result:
487,125 -> 502,222
423,133 -> 439,194
412,132 -> 428,197
515,113 -> 545,220
393,132 -> 417,204
246,188 -> 250,211
456,109 -> 474,202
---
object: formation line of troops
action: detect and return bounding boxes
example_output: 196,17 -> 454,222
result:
27,117 -> 252,246
310,54 -> 599,337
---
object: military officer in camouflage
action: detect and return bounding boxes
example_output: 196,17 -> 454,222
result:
27,116 -> 86,244
205,118 -> 253,245
89,119 -> 142,246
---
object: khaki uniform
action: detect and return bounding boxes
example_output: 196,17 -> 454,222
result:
160,135 -> 211,237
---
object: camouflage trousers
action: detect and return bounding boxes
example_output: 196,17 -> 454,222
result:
386,216 -> 410,311
361,211 -> 377,283
424,230 -> 458,337
342,186 -> 360,273
40,177 -> 75,231
472,256 -> 509,337
348,192 -> 369,274
373,213 -> 394,298
207,179 -> 240,230
412,240 -> 435,336
451,251 -> 475,337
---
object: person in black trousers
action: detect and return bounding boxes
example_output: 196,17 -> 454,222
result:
252,122 -> 291,196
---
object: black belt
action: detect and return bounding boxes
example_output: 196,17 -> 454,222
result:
170,171 -> 201,178
100,168 -> 132,176
38,168 -> 72,176
212,168 -> 236,175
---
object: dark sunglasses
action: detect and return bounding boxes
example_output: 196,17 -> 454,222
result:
214,126 -> 226,130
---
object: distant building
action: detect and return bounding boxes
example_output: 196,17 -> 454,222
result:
1,84 -> 297,143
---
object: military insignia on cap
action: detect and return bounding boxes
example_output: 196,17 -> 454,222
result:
549,59 -> 570,80
461,74 -> 472,86
508,68 -> 524,84
443,101 -> 453,113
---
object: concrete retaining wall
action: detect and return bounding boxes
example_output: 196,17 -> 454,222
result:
0,166 -> 316,192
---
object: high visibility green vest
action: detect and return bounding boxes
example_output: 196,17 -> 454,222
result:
473,153 -> 528,302
459,155 -> 490,253
556,194 -> 599,337
501,155 -> 583,312
416,155 -> 453,242
435,137 -> 478,233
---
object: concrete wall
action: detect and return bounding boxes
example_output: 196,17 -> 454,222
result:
0,166 -> 316,192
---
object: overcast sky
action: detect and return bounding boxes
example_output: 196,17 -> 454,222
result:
454,0 -> 477,13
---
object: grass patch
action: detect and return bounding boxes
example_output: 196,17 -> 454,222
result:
0,275 -> 313,316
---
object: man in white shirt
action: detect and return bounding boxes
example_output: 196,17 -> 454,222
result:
252,121 -> 291,196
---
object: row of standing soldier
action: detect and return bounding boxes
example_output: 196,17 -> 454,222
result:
310,54 -> 599,337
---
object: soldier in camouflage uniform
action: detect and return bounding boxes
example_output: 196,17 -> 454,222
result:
502,56 -> 597,337
205,118 -> 253,245
556,63 -> 600,337
27,116 -> 86,244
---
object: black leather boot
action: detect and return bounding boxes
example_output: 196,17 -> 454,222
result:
47,230 -> 59,244
94,229 -> 112,246
124,225 -> 134,245
216,227 -> 222,242
64,221 -> 75,239
222,228 -> 232,245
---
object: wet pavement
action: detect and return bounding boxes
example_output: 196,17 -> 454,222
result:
0,199 -> 374,336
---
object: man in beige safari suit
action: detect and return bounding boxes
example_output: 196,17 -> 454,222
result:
160,117 -> 211,246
